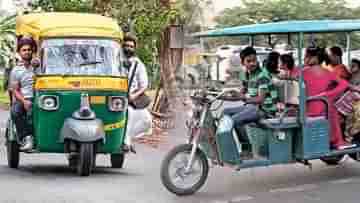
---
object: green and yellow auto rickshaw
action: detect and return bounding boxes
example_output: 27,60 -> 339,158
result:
5,12 -> 129,176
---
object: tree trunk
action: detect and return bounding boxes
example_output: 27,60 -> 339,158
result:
158,27 -> 180,114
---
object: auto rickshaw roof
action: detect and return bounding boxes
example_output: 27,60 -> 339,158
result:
193,19 -> 360,37
16,12 -> 123,40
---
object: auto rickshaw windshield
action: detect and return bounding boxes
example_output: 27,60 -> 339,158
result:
40,38 -> 125,76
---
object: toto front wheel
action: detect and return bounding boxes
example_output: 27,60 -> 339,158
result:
160,144 -> 209,196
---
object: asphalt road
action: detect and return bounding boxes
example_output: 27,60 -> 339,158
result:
1,109 -> 360,203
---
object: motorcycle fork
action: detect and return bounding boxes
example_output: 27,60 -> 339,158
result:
185,106 -> 207,172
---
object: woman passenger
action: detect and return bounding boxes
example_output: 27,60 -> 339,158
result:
276,54 -> 300,115
304,46 -> 355,150
325,46 -> 351,80
339,59 -> 360,143
350,59 -> 360,85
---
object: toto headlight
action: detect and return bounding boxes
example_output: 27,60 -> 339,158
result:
39,95 -> 59,111
108,96 -> 127,112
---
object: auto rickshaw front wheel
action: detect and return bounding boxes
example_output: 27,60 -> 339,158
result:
160,144 -> 209,196
110,154 -> 125,168
6,128 -> 20,169
77,143 -> 94,176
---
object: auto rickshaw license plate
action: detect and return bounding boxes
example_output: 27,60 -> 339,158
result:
90,96 -> 106,104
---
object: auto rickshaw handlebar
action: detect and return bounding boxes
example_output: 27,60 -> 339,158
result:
190,89 -> 225,105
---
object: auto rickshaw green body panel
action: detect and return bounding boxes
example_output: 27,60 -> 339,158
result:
33,90 -> 127,153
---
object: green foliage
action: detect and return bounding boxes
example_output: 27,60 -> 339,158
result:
29,0 -> 197,88
108,0 -> 179,88
213,0 -> 360,49
0,15 -> 16,68
31,0 -> 92,12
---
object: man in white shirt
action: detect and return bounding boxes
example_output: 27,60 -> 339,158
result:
123,34 -> 151,153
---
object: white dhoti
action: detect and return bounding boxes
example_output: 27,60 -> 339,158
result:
124,106 -> 153,145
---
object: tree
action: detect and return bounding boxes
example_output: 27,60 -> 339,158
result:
0,14 -> 16,68
175,0 -> 211,31
90,0 -> 179,87
213,0 -> 360,49
31,0 -> 92,12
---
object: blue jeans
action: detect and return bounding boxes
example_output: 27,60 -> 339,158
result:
223,104 -> 264,142
11,100 -> 32,141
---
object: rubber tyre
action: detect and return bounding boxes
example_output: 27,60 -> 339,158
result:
160,144 -> 209,196
7,141 -> 20,169
77,143 -> 94,176
320,155 -> 345,165
349,138 -> 360,161
349,152 -> 360,161
6,127 -> 20,169
68,154 -> 79,170
110,154 -> 125,168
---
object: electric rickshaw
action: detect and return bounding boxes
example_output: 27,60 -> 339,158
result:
5,12 -> 129,176
160,19 -> 360,195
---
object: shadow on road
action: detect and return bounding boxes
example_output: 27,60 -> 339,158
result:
0,163 -> 145,178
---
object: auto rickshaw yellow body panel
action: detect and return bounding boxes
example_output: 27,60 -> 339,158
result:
16,12 -> 123,40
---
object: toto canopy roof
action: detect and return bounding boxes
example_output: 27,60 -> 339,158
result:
193,19 -> 360,38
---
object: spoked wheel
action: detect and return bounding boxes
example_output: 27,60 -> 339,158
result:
160,144 -> 209,196
110,154 -> 125,168
6,128 -> 20,169
77,143 -> 94,176
320,155 -> 345,165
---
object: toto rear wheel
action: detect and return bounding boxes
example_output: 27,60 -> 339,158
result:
320,155 -> 345,165
349,152 -> 360,161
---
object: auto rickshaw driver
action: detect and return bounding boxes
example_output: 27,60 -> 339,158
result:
9,36 -> 38,151
221,46 -> 279,142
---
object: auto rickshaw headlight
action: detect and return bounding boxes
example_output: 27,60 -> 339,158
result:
39,95 -> 59,111
108,96 -> 127,112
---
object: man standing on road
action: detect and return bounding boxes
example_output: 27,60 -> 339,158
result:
123,34 -> 152,153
